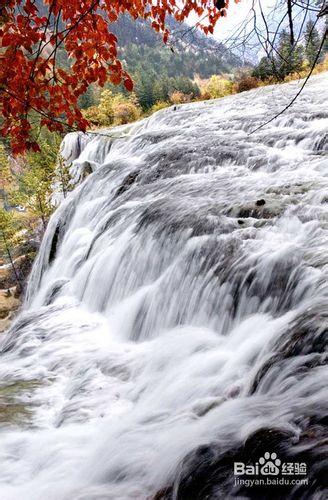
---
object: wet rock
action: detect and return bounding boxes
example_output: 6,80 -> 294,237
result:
152,486 -> 173,499
250,307 -> 328,394
226,201 -> 281,220
315,133 -> 328,152
115,170 -> 140,198
82,162 -> 93,179
163,424 -> 327,499
0,254 -> 34,289
136,199 -> 230,237
0,288 -> 20,328
44,279 -> 69,306
49,226 -> 60,264
16,238 -> 39,256
0,265 -> 10,289
266,182 -> 313,197
256,199 -> 266,206
0,316 -> 12,333
0,380 -> 39,425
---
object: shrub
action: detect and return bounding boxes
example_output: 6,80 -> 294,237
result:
314,54 -> 328,73
170,91 -> 190,104
113,101 -> 141,125
149,101 -> 170,114
234,74 -> 260,93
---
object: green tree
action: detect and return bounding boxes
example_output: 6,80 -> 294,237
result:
135,72 -> 156,110
252,57 -> 275,81
276,30 -> 304,79
0,209 -> 23,289
174,76 -> 200,98
153,80 -> 166,103
304,20 -> 323,66
13,137 -> 59,232
55,154 -> 73,200
323,18 -> 328,55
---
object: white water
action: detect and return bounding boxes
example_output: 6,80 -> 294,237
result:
0,74 -> 328,499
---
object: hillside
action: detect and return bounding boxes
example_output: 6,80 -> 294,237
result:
33,0 -> 241,79
112,15 -> 241,79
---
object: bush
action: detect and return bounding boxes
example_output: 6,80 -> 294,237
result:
234,74 -> 260,93
149,101 -> 170,114
113,101 -> 141,125
313,54 -> 328,74
170,91 -> 193,104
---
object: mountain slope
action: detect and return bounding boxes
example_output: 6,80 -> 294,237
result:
112,15 -> 242,78
33,0 -> 241,78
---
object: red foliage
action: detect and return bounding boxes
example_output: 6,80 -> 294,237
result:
0,1 -> 230,153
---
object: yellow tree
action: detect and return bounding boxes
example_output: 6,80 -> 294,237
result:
204,75 -> 233,99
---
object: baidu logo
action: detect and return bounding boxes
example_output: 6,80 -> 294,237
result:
259,452 -> 281,475
234,451 -> 308,485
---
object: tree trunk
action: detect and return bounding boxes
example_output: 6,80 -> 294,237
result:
37,192 -> 47,232
287,0 -> 295,46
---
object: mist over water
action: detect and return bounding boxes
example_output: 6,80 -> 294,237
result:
0,74 -> 327,499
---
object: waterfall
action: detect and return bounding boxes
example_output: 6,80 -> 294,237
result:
0,74 -> 327,499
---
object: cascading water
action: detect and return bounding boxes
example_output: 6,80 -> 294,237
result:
0,74 -> 327,499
